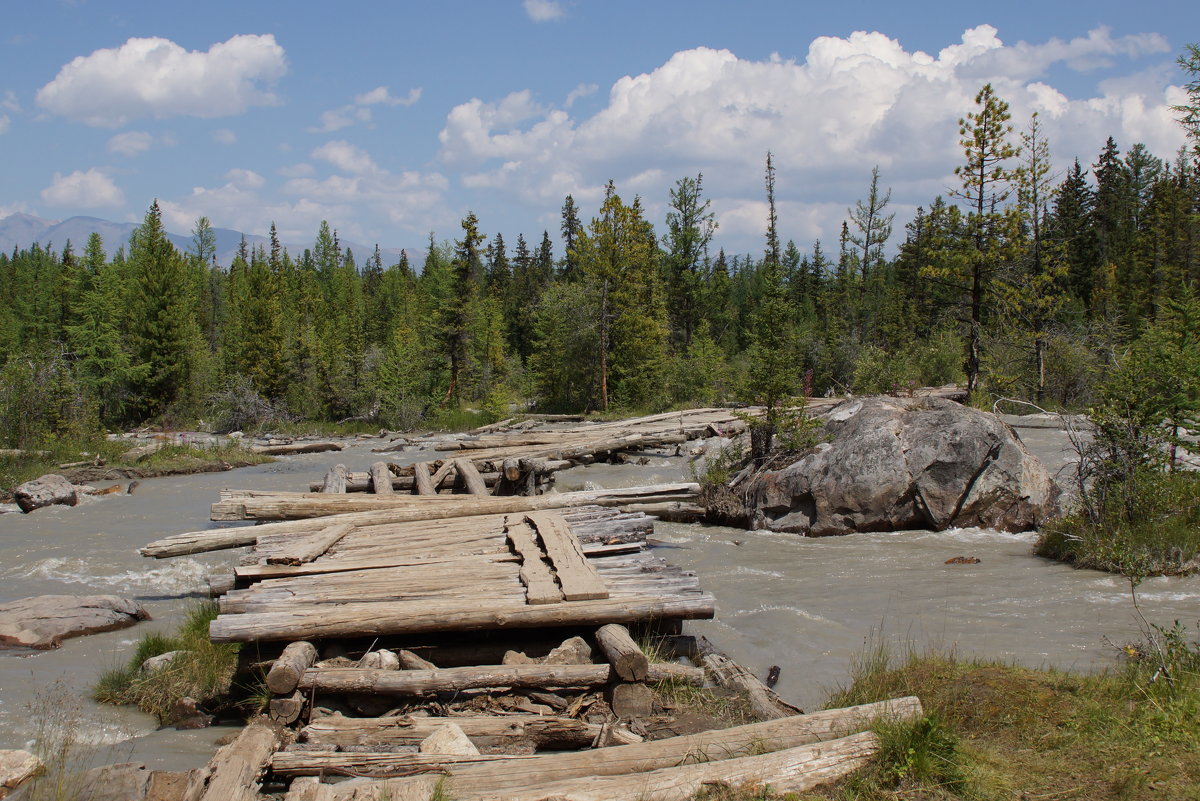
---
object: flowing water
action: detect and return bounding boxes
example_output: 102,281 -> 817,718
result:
1,427 -> 1197,769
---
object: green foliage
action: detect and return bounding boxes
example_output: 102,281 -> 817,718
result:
93,601 -> 243,724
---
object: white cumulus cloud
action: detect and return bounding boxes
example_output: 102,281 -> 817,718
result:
36,34 -> 287,127
213,128 -> 238,145
523,0 -> 564,22
311,86 -> 421,133
312,140 -> 378,174
107,130 -> 176,156
354,86 -> 422,106
41,168 -> 124,208
437,24 -> 1187,234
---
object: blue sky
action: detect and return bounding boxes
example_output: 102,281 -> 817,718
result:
1,0 -> 1196,259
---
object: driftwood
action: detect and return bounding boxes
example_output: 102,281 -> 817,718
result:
455,459 -> 489,496
300,713 -> 608,750
412,462 -> 435,496
185,720 -> 280,801
594,624 -> 648,681
369,462 -> 394,495
296,663 -> 701,695
251,441 -> 344,456
210,483 -> 699,522
455,732 -> 880,801
697,635 -> 802,720
266,641 -> 319,694
209,594 -> 715,642
320,465 -> 347,494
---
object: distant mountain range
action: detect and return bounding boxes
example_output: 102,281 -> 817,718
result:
0,212 -> 408,268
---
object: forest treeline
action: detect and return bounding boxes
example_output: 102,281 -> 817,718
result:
2,71 -> 1199,448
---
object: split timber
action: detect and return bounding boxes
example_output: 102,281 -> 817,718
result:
129,406 -> 934,800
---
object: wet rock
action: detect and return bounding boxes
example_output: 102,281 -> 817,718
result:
0,749 -> 42,798
13,474 -> 78,513
747,396 -> 1059,535
169,697 -> 213,730
0,595 -> 150,650
945,556 -> 982,565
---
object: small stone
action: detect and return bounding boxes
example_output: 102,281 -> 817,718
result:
141,650 -> 186,673
543,636 -> 593,665
359,649 -> 400,670
418,723 -> 480,756
502,650 -> 535,665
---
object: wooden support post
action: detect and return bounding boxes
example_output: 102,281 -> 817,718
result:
320,464 -> 347,494
455,459 -> 488,496
412,462 -> 435,496
266,641 -> 319,694
428,460 -> 455,490
595,623 -> 649,681
369,462 -> 394,495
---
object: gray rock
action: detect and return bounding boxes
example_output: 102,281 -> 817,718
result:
543,636 -> 593,665
140,650 -> 187,673
747,397 -> 1059,535
0,595 -> 150,650
13,474 -> 78,513
0,749 -> 42,797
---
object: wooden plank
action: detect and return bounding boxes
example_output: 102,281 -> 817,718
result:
266,523 -> 355,566
236,552 -> 517,581
505,517 -> 562,605
527,512 -> 607,601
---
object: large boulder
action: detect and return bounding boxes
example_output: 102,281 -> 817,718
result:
747,396 -> 1059,535
13,474 -> 79,513
0,595 -> 150,650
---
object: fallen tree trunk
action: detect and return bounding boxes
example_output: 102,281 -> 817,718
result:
696,635 -> 803,720
444,699 -> 918,794
300,714 -> 608,750
295,662 -> 701,695
454,731 -> 879,801
594,624 -> 648,681
266,641 -> 319,694
185,720 -> 280,801
369,462 -> 394,495
209,593 -> 715,642
251,441 -> 344,456
210,483 -> 699,522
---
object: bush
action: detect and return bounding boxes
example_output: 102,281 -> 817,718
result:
206,374 -> 296,433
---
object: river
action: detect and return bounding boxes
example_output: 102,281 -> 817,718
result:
1,425 -> 1198,769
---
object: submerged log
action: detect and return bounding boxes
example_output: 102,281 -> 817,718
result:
697,635 -> 803,720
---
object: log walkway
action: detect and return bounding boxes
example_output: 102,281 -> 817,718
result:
128,407 -> 930,800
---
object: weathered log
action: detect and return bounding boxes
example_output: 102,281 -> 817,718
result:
269,691 -> 306,725
266,641 -> 319,694
505,519 -> 562,605
296,662 -> 700,695
594,624 -> 648,681
697,635 -> 803,720
300,714 -> 605,750
320,464 -> 347,494
454,459 -> 489,496
369,462 -> 393,495
189,720 -> 280,801
527,512 -> 608,601
412,461 -> 435,496
210,594 -> 714,642
209,483 -> 699,522
251,441 -> 343,456
428,460 -> 456,490
265,523 -> 355,566
455,732 -> 879,801
444,699 -> 920,795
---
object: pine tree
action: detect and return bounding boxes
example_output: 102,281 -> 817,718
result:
662,173 -> 717,352
846,165 -> 895,341
949,83 -> 1019,394
560,195 -> 582,280
126,200 -> 201,419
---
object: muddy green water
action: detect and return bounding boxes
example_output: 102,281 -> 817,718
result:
1,428 -> 1197,770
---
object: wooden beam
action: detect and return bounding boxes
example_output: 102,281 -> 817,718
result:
265,523 -> 354,566
412,461 -> 435,496
594,623 -> 648,681
455,458 -> 489,496
266,641 -> 319,694
369,462 -> 394,495
505,517 -> 561,605
296,663 -> 697,695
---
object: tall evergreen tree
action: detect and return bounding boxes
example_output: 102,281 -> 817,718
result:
662,173 -> 717,351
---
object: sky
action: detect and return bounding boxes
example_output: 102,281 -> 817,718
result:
1,0 -> 1197,259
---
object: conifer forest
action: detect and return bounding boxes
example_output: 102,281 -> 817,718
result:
3,68 -> 1200,449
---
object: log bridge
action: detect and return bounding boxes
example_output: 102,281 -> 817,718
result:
131,408 -> 923,800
